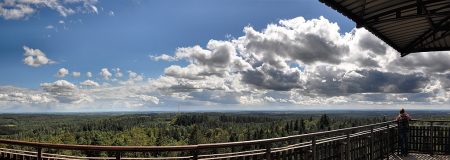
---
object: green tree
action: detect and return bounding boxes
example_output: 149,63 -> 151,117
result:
318,114 -> 330,130
188,125 -> 203,145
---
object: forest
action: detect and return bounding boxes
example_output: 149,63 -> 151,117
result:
0,110 -> 449,157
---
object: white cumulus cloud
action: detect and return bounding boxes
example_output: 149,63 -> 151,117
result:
41,80 -> 92,104
86,72 -> 92,78
147,16 -> 448,106
150,54 -> 177,61
0,0 -> 99,20
80,80 -> 99,87
5,16 -> 450,111
100,68 -> 112,80
23,46 -> 54,67
56,68 -> 69,78
45,25 -> 54,29
72,72 -> 81,77
129,95 -> 159,105
113,68 -> 123,78
0,86 -> 55,104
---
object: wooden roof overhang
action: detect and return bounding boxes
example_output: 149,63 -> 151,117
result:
320,0 -> 450,56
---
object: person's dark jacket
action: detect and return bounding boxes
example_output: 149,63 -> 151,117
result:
396,113 -> 412,132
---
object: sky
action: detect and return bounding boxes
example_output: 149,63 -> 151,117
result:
1,0 -> 450,112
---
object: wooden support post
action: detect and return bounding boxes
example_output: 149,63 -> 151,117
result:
383,124 -> 388,158
312,137 -> 317,160
115,152 -> 121,160
430,122 -> 434,155
36,147 -> 42,160
448,126 -> 450,154
397,121 -> 400,155
339,142 -> 345,160
381,130 -> 387,159
288,148 -> 293,160
294,148 -> 299,160
192,149 -> 199,160
386,123 -> 391,156
370,126 -> 374,159
346,132 -> 351,160
265,143 -> 272,160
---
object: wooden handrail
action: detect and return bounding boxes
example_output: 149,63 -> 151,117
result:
410,119 -> 450,123
0,139 -> 197,152
199,120 -> 396,149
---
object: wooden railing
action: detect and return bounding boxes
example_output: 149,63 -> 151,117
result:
408,120 -> 450,155
0,120 -> 447,160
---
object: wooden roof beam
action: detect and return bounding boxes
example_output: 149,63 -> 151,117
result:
359,11 -> 450,27
410,47 -> 450,53
417,0 -> 437,30
403,15 -> 450,56
414,30 -> 450,48
364,0 -> 447,22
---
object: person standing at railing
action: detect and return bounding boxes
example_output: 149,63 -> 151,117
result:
395,108 -> 412,157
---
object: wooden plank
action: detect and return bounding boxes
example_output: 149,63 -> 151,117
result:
430,122 -> 434,155
265,144 -> 271,160
312,137 -> 317,160
370,127 -> 374,159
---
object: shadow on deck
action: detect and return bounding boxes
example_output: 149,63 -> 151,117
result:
390,153 -> 449,160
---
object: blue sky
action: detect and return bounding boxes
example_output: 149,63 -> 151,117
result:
0,0 -> 354,88
1,0 -> 449,112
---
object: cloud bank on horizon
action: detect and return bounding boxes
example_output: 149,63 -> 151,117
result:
1,4 -> 450,111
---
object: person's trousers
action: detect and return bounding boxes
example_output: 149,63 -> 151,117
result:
399,132 -> 409,155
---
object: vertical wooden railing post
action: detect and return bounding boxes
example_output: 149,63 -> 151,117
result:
397,121 -> 400,155
192,148 -> 199,160
381,130 -> 386,159
115,151 -> 121,160
265,143 -> 272,160
346,132 -> 351,160
386,123 -> 391,156
447,125 -> 450,155
312,137 -> 317,160
294,139 -> 299,160
383,122 -> 391,159
430,122 -> 434,155
339,141 -> 345,160
370,126 -> 374,159
36,147 -> 42,160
